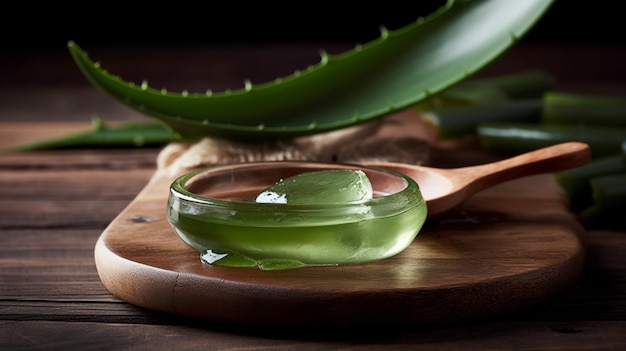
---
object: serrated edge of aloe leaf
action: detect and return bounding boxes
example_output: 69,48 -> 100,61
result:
66,13 -> 445,138
68,0 -> 554,140
67,3 -> 451,99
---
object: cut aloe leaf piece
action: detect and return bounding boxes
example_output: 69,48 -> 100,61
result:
422,99 -> 544,139
542,91 -> 626,127
556,153 -> 626,212
477,122 -> 626,157
579,173 -> 626,230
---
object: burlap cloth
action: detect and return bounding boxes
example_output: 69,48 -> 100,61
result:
157,109 -> 437,176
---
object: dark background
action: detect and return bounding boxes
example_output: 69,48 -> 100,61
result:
3,1 -> 624,54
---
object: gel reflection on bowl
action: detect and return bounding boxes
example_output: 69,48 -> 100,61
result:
166,161 -> 427,270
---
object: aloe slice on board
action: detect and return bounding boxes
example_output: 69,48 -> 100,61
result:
68,0 -> 554,140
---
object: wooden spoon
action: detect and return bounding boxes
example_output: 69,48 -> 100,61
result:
366,142 -> 591,218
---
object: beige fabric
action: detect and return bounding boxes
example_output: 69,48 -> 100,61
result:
157,109 -> 436,177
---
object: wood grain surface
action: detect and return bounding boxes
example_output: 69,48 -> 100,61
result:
2,44 -> 626,349
95,162 -> 586,328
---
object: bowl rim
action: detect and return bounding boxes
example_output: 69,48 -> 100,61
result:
169,161 -> 424,212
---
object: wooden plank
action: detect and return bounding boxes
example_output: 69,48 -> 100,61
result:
1,320 -> 626,350
0,148 -> 160,169
0,229 -> 115,301
0,168 -> 155,200
0,168 -> 156,229
2,229 -> 624,322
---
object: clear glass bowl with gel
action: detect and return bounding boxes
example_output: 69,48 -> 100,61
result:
166,161 -> 427,270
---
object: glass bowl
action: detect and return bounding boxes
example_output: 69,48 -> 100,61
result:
166,161 -> 427,270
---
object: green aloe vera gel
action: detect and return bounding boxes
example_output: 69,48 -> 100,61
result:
166,162 -> 427,270
255,169 -> 374,205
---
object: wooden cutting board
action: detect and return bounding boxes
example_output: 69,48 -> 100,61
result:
95,164 -> 586,329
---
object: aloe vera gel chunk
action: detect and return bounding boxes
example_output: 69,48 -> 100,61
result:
168,163 -> 426,270
255,170 -> 374,205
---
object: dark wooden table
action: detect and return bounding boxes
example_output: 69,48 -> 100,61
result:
1,42 -> 625,349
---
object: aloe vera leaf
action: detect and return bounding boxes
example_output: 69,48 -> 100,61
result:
477,122 -> 626,157
4,117 -> 176,151
578,173 -> 626,230
556,153 -> 626,212
453,70 -> 555,101
417,70 -> 554,111
558,144 -> 626,229
421,70 -> 555,109
418,70 -> 553,138
422,99 -> 544,138
68,0 -> 554,140
543,91 -> 626,127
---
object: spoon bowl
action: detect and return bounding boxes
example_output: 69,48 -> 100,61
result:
366,142 -> 591,218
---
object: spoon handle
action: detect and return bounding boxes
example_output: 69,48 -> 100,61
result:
457,142 -> 591,193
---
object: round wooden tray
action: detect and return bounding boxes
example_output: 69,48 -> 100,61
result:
95,171 -> 585,328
